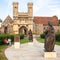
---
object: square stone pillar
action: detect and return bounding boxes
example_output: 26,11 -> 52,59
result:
14,36 -> 20,49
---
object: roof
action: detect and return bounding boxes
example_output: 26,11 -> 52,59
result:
5,15 -> 12,21
1,15 -> 13,25
34,16 -> 58,26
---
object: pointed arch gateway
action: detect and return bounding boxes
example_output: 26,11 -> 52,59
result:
19,26 -> 28,35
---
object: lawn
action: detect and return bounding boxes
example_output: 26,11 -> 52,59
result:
12,38 -> 29,44
20,38 -> 29,44
0,45 -> 8,60
0,38 -> 29,60
36,38 -> 60,45
37,38 -> 44,43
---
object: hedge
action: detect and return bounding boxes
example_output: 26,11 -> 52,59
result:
55,33 -> 60,41
40,34 -> 45,38
0,34 -> 24,45
40,33 -> 60,42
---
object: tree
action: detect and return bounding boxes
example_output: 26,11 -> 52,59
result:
0,19 -> 2,23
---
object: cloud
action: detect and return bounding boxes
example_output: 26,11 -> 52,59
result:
50,8 -> 60,19
33,0 -> 51,16
0,0 -> 60,20
33,0 -> 60,19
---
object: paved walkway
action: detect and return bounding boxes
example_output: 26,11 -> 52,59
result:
5,38 -> 60,60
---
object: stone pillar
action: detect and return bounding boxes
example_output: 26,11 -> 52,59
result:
14,36 -> 20,49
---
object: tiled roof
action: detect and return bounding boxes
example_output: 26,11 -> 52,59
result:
34,16 -> 58,26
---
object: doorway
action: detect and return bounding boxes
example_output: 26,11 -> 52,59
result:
4,26 -> 8,34
19,26 -> 28,35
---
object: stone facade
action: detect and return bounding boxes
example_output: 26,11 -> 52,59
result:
33,23 -> 43,34
1,15 -> 13,34
0,2 -> 33,35
13,2 -> 33,34
34,16 -> 59,34
0,2 -> 59,35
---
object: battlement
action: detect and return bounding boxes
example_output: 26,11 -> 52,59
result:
13,2 -> 33,17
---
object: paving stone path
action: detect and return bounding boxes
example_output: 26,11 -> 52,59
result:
5,37 -> 60,60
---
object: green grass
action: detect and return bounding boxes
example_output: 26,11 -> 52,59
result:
36,38 -> 60,45
12,38 -> 29,44
20,38 -> 29,44
37,38 -> 44,43
0,45 -> 8,60
56,41 -> 60,45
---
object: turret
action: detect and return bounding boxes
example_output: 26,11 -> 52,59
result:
28,2 -> 33,17
13,2 -> 18,17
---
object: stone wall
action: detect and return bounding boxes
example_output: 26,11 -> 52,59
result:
33,23 -> 60,35
33,23 -> 43,34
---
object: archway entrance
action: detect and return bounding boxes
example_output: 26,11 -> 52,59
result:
19,26 -> 28,35
4,26 -> 8,34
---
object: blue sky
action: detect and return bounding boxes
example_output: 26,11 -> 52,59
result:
0,0 -> 60,20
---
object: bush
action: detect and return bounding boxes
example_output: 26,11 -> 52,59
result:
55,33 -> 60,41
0,34 -> 14,45
40,33 -> 60,42
0,34 -> 24,45
40,34 -> 45,38
0,34 -> 7,45
19,34 -> 24,39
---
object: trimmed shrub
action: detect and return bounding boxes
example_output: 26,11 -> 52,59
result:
40,34 -> 45,38
0,34 -> 14,45
19,34 -> 24,39
0,34 -> 24,45
0,34 -> 7,45
55,33 -> 60,41
40,33 -> 60,42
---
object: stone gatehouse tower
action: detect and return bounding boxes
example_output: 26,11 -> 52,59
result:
13,2 -> 33,34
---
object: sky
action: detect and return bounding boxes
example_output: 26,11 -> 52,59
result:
0,0 -> 60,21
